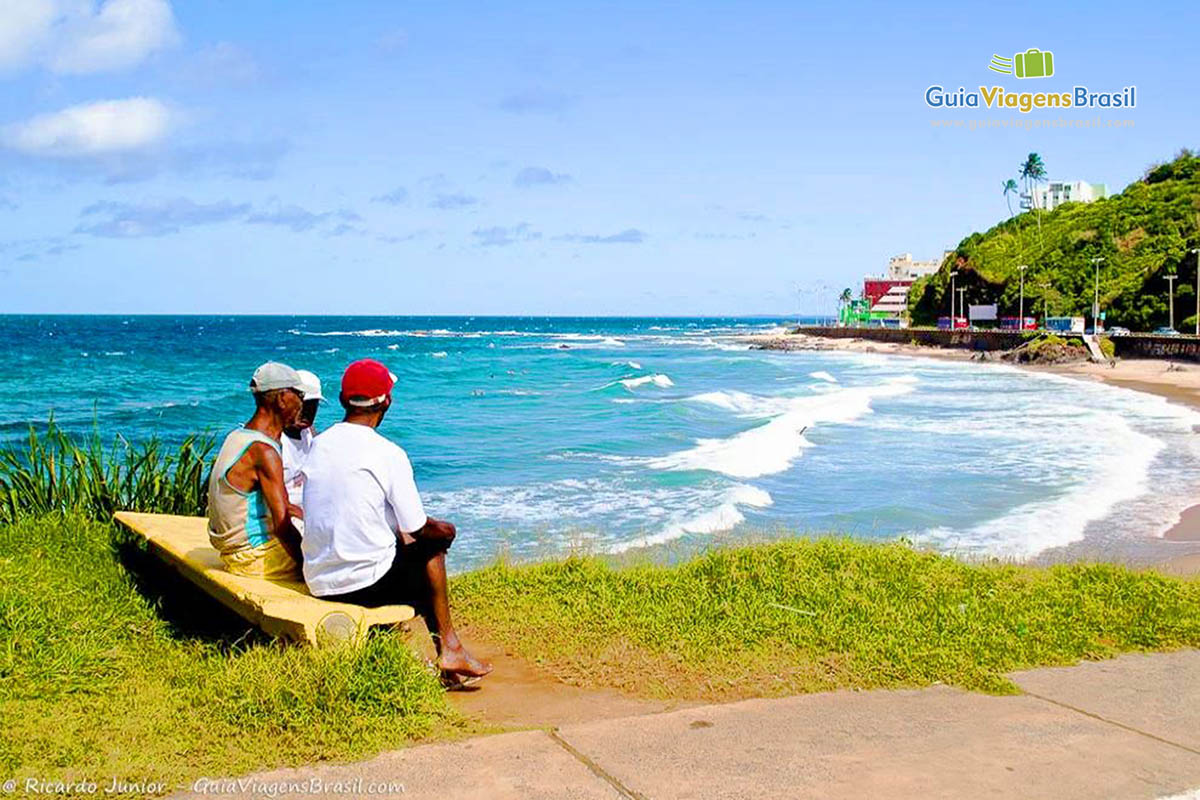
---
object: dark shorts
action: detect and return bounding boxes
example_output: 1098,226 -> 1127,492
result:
322,537 -> 447,618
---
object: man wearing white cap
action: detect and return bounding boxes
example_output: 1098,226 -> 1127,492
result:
281,369 -> 324,512
206,361 -> 306,579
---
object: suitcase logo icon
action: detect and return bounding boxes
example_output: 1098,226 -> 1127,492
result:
988,49 -> 1054,79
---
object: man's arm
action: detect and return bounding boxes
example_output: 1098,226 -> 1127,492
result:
414,516 -> 456,543
250,442 -> 304,565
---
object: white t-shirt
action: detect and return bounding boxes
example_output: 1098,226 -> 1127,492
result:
299,422 -> 428,596
281,427 -> 316,507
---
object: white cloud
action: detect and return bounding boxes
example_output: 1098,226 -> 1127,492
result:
3,97 -> 171,157
0,0 -> 179,75
0,0 -> 57,71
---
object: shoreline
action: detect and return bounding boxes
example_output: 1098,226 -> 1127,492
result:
742,330 -> 1200,567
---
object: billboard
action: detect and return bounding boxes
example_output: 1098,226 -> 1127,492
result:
969,304 -> 998,321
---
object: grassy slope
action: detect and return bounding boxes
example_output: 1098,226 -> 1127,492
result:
908,151 -> 1200,329
3,512 -> 1198,790
0,514 -> 463,791
453,539 -> 1200,701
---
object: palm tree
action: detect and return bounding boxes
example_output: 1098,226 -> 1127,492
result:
1002,178 -> 1019,219
1019,153 -> 1047,235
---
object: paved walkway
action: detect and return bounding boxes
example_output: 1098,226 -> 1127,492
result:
183,650 -> 1200,799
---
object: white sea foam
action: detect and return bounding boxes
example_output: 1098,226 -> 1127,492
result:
428,476 -> 772,557
609,485 -> 773,553
917,410 -> 1163,558
619,374 -> 674,389
685,390 -> 794,416
546,334 -> 626,348
289,328 -> 406,337
431,351 -> 448,358
289,327 -> 533,339
611,361 -> 642,370
652,378 -> 916,478
810,370 -> 838,383
387,344 -> 400,350
901,369 -> 1200,559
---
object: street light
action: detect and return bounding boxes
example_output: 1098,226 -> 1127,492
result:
1166,273 -> 1178,331
1192,248 -> 1200,336
1018,264 -> 1028,329
1039,282 -> 1051,328
949,270 -> 958,321
957,287 -> 967,326
1090,257 -> 1105,333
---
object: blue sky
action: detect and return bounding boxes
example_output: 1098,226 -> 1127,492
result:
1,0 -> 1196,315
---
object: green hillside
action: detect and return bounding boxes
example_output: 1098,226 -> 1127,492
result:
908,151 -> 1200,330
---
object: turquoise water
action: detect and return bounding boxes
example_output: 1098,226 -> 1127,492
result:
3,315 -> 1199,568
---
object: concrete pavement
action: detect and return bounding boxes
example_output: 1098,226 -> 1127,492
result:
183,650 -> 1200,800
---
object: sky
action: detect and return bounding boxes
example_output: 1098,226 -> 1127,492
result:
0,0 -> 1197,315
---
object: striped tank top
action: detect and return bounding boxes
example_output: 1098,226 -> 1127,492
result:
207,427 -> 281,555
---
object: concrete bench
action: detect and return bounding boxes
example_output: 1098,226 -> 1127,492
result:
114,511 -> 415,646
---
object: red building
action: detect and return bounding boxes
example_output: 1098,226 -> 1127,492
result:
863,278 -> 912,308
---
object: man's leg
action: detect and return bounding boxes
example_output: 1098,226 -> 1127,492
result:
419,550 -> 492,679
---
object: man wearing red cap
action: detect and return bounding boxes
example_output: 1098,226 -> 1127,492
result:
300,359 -> 491,685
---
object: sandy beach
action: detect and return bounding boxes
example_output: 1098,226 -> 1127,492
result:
743,330 -> 1200,568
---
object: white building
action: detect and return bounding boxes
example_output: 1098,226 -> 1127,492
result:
1030,181 -> 1108,212
886,251 -> 952,281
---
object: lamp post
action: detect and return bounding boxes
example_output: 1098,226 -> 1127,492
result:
1090,257 -> 1105,333
957,287 -> 967,326
1018,264 -> 1028,329
1167,273 -> 1178,331
949,270 -> 958,322
1192,248 -> 1200,336
1039,282 -> 1051,328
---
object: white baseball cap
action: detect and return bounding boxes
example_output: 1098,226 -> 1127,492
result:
296,369 -> 324,402
249,362 -> 305,394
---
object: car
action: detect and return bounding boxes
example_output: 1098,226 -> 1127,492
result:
1107,326 -> 1131,336
1153,327 -> 1181,336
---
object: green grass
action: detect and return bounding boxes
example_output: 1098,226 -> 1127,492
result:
0,514 -> 462,792
453,539 -> 1200,700
3,426 -> 1199,790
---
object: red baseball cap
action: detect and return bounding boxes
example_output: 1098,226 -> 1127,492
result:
341,359 -> 397,406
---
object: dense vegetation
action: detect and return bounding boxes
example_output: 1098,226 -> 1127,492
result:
909,150 -> 1200,329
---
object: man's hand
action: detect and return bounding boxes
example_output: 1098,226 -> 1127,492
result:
418,516 -> 456,543
288,503 -> 304,520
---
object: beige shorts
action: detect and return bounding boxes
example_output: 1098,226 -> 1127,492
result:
220,538 -> 302,581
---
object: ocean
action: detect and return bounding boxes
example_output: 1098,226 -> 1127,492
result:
3,315 -> 1199,569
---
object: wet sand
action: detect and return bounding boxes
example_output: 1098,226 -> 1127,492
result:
744,331 -> 1200,567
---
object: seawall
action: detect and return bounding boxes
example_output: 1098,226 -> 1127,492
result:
792,326 -> 1200,363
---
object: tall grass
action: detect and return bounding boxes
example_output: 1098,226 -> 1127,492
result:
0,421 -> 463,791
0,514 -> 459,790
0,418 -> 212,525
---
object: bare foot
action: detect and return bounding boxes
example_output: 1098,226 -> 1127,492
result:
439,647 -> 493,679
